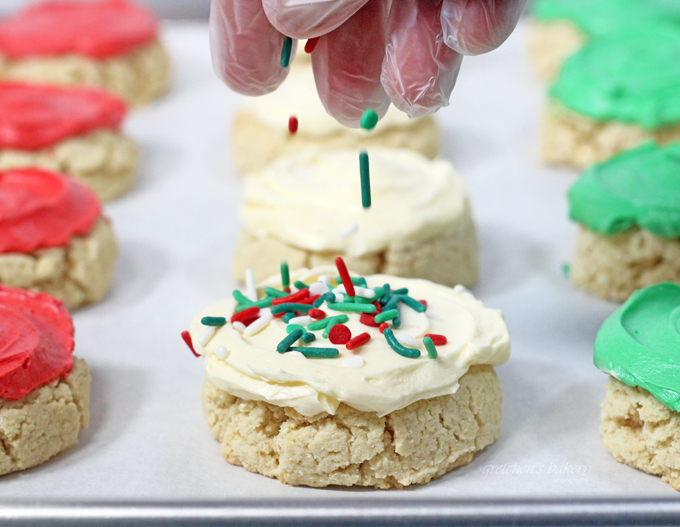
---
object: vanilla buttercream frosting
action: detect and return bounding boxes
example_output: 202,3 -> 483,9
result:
190,266 -> 510,417
240,148 -> 470,257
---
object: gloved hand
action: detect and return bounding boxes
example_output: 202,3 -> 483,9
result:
210,0 -> 527,126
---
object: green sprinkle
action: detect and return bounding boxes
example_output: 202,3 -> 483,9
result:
401,295 -> 427,313
301,332 -> 316,343
289,347 -> 339,358
307,318 -> 331,331
327,302 -> 376,314
234,297 -> 273,312
271,303 -> 312,315
384,295 -> 403,311
277,328 -> 303,353
360,150 -> 371,209
283,312 -> 296,323
391,288 -> 409,296
354,295 -> 375,304
280,261 -> 290,288
562,263 -> 571,279
360,108 -> 379,130
393,314 -> 401,328
322,315 -> 350,338
201,316 -> 226,327
232,290 -> 251,306
380,284 -> 391,304
280,36 -> 293,68
312,294 -> 328,308
384,328 -> 420,359
287,324 -> 304,334
294,280 -> 309,290
265,287 -> 288,298
334,276 -> 368,287
374,309 -> 398,323
424,337 -> 438,359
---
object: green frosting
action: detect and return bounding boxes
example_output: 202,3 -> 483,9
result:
550,25 -> 680,129
568,142 -> 680,238
594,282 -> 680,412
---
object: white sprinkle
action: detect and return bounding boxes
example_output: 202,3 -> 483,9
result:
354,286 -> 376,299
216,346 -> 229,360
319,275 -> 331,285
397,333 -> 421,348
309,281 -> 329,296
243,309 -> 273,337
289,315 -> 312,326
339,222 -> 358,240
343,356 -> 365,369
333,285 -> 346,294
232,321 -> 246,333
245,268 -> 257,302
198,326 -> 216,346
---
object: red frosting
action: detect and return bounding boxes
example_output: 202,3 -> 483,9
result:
0,168 -> 101,254
0,82 -> 127,151
0,0 -> 159,60
0,285 -> 74,400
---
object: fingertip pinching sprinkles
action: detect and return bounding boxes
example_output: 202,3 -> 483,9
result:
359,150 -> 371,209
280,36 -> 293,67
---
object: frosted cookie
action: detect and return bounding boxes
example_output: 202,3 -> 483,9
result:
596,283 -> 680,490
0,168 -> 118,310
232,66 -> 439,174
540,27 -> 680,169
234,148 -> 478,288
0,285 -> 90,476
0,82 -> 139,201
187,263 -> 510,488
0,0 -> 170,106
568,143 -> 680,301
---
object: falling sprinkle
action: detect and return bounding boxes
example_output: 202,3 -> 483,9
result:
181,331 -> 200,357
339,222 -> 358,240
360,151 -> 371,208
562,263 -> 571,279
304,37 -> 320,54
245,268 -> 257,302
360,108 -> 378,130
289,116 -> 298,134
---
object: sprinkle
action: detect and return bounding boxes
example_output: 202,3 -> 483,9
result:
424,334 -> 448,346
319,275 -> 331,285
379,284 -> 391,304
280,261 -> 290,289
216,346 -> 229,360
393,313 -> 401,328
343,355 -> 365,368
419,300 -> 428,308
322,315 -> 350,338
294,280 -> 309,290
298,294 -> 321,305
423,337 -> 438,359
198,326 -> 216,346
288,116 -> 298,134
272,289 -> 309,306
336,284 -> 375,299
360,108 -> 378,130
289,347 -> 339,358
379,322 -> 389,334
231,306 -> 260,324
359,312 -> 379,327
245,269 -> 257,302
383,295 -> 402,312
232,289 -> 251,306
301,332 -> 316,343
562,263 -> 571,279
339,222 -> 358,240
289,315 -> 312,326
243,310 -> 274,336
271,303 -> 312,315
265,287 -> 288,298
401,295 -> 427,313
181,331 -> 200,357
307,318 -> 331,331
327,302 -> 376,314
283,312 -> 296,323
329,324 -> 352,345
334,276 -> 368,287
287,324 -> 304,334
304,37 -> 320,54
335,257 -> 356,297
309,281 -> 329,296
233,321 -> 246,333
277,328 -> 303,353
384,328 -> 420,359
360,150 -> 371,208
391,288 -> 409,296
374,309 -> 398,323
234,297 -> 273,312
308,309 -> 326,320
346,332 -> 371,351
280,36 -> 293,67
397,333 -> 420,348
201,316 -> 226,327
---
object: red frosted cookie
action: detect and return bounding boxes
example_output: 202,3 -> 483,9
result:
0,285 -> 90,476
0,0 -> 170,106
0,82 -> 138,201
0,168 -> 118,310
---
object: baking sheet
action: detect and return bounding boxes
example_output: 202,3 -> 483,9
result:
1,20 -> 679,524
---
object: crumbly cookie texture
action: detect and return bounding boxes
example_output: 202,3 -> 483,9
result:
571,226 -> 680,302
232,110 -> 440,174
540,102 -> 680,169
233,216 -> 478,288
0,217 -> 118,310
202,364 -> 501,488
601,376 -> 680,491
527,20 -> 586,82
0,130 -> 138,202
0,358 -> 90,477
0,40 -> 169,107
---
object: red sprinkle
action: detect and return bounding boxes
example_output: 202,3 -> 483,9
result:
360,312 -> 379,327
419,300 -> 428,308
272,288 -> 309,305
379,323 -> 389,334
242,316 -> 259,327
288,116 -> 298,134
230,306 -> 259,324
373,301 -> 382,314
181,331 -> 200,358
425,334 -> 447,346
299,294 -> 321,305
328,324 -> 352,345
346,332 -> 371,351
335,257 -> 355,297
304,37 -> 320,54
309,309 -> 326,320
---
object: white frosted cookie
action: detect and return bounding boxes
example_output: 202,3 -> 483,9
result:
234,148 -> 478,288
189,265 -> 510,488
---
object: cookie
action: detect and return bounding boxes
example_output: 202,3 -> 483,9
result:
232,66 -> 439,174
0,286 -> 91,476
233,148 -> 478,288
0,82 -> 138,201
187,264 -> 510,488
595,283 -> 680,490
568,143 -> 680,301
0,0 -> 170,106
0,168 -> 118,310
